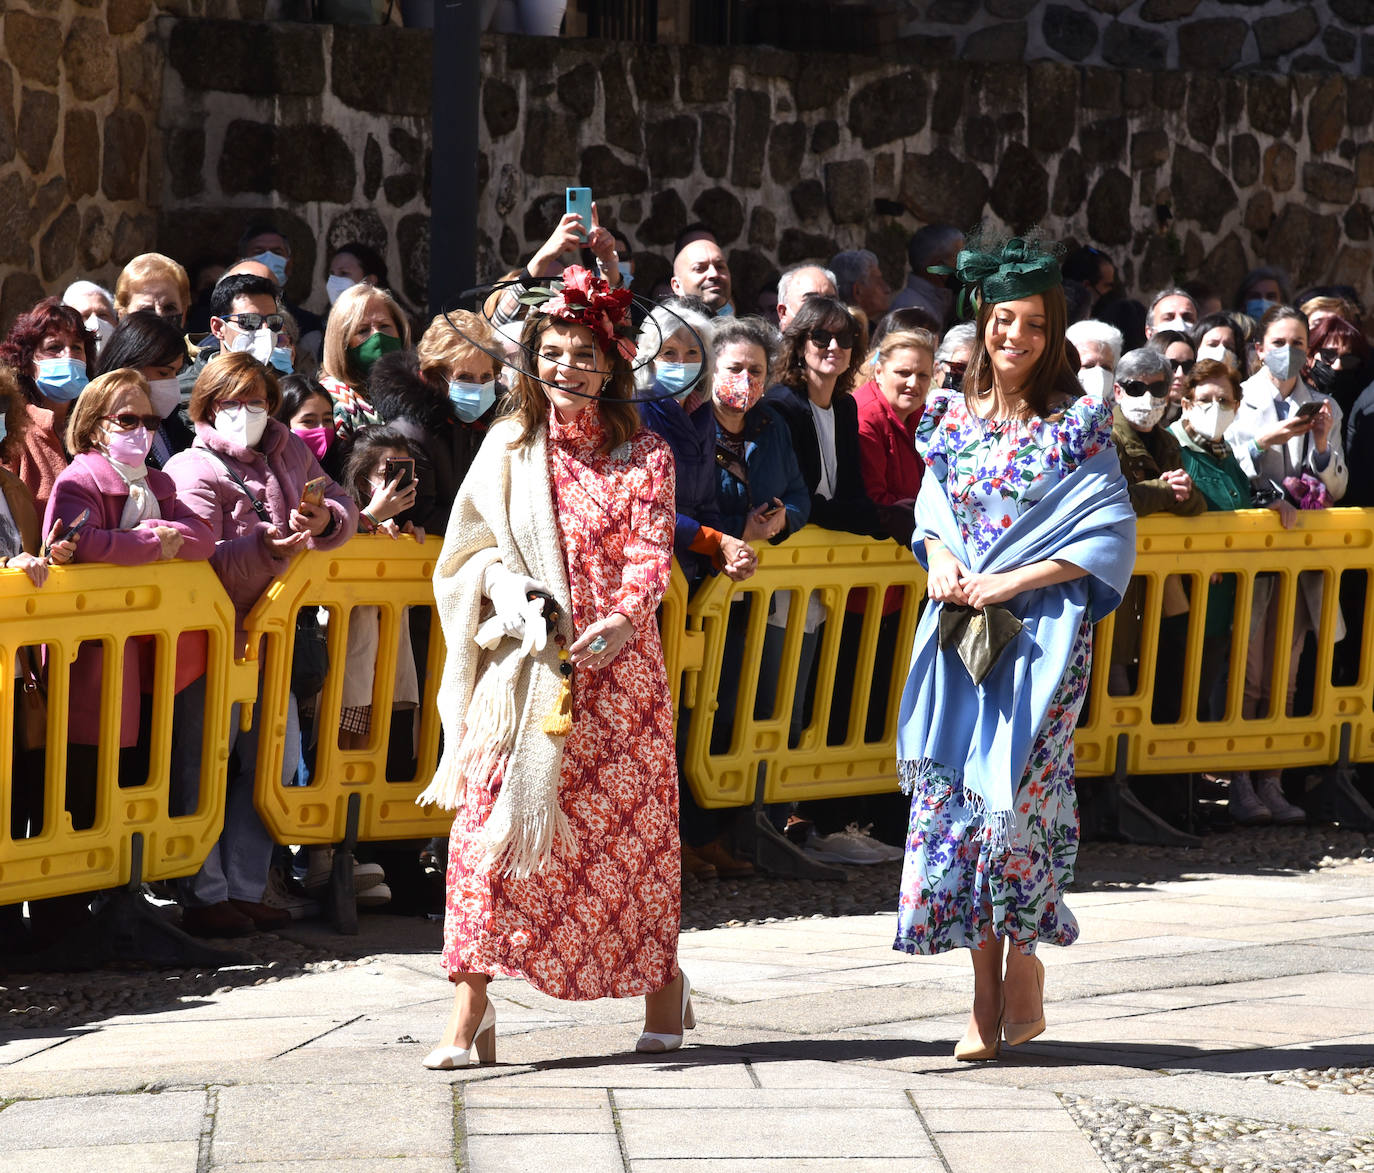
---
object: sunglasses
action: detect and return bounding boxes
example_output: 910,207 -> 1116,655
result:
1317,348 -> 1355,366
223,312 -> 285,332
1118,379 -> 1168,398
103,413 -> 162,431
808,327 -> 854,350
1169,358 -> 1196,375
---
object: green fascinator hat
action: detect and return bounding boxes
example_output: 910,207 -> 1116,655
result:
952,236 -> 1063,305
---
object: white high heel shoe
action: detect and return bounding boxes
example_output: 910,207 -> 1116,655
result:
423,997 -> 497,1069
635,972 -> 695,1054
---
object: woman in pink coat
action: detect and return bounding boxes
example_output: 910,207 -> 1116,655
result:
44,369 -> 214,835
165,353 -> 356,938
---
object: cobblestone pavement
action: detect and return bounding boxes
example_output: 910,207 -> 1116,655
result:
2,827 -> 1372,1170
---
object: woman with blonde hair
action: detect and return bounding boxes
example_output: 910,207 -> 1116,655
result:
318,283 -> 412,440
114,253 -> 193,327
420,264 -> 684,1067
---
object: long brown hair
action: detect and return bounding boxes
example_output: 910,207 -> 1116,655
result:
962,284 -> 1080,418
503,315 -> 640,452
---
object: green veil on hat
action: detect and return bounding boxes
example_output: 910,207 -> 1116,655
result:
949,236 -> 1063,306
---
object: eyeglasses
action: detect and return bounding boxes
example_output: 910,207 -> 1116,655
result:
216,399 -> 269,414
1118,379 -> 1168,397
1169,359 -> 1196,376
103,413 -> 162,431
222,312 -> 285,333
808,327 -> 854,350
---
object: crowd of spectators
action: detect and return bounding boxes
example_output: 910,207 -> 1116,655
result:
2,205 -> 1371,949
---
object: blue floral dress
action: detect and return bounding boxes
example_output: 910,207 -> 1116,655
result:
894,390 -> 1113,957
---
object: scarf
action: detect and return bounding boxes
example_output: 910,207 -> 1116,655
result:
896,446 -> 1136,853
108,456 -> 161,529
416,417 -> 576,877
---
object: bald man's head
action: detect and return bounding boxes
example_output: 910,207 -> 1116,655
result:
777,265 -> 838,329
671,240 -> 732,312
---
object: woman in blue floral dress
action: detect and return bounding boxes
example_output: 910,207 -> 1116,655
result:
893,240 -> 1135,1061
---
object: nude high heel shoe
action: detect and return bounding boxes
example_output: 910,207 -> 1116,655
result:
1003,955 -> 1045,1047
953,1003 -> 1003,1061
423,997 -> 496,1069
635,972 -> 695,1054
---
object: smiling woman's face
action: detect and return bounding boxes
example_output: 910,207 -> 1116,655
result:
984,295 -> 1047,387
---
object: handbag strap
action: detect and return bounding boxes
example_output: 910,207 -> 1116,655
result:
203,450 -> 271,522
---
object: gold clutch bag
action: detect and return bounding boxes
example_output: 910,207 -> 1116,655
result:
937,603 -> 1024,686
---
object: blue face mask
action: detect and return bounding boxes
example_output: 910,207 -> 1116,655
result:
269,346 -> 293,374
34,357 -> 89,402
655,361 -> 702,399
251,250 -> 289,287
1245,298 -> 1279,321
448,379 -> 497,423
621,269 -> 634,289
715,302 -> 735,319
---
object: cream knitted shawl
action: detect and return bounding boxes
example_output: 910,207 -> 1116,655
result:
416,418 -> 574,876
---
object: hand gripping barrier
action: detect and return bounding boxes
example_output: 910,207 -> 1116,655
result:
0,561 -> 258,906
240,535 -> 449,845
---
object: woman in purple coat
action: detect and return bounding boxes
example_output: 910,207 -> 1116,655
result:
166,354 -> 357,938
45,369 -> 214,834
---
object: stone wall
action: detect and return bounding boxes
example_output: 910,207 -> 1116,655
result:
894,1 -> 1374,77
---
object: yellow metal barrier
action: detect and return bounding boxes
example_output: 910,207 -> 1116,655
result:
0,561 -> 257,905
241,535 -> 449,845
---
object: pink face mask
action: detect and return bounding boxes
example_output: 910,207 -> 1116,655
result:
715,369 -> 761,411
293,424 -> 335,461
105,425 -> 152,467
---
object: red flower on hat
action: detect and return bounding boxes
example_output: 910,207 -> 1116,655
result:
537,265 -> 634,358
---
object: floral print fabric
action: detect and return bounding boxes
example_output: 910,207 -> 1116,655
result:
894,390 -> 1112,957
442,407 -> 681,999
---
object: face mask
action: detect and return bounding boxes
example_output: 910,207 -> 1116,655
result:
655,361 -> 702,399
1245,298 -> 1279,321
34,357 -> 89,402
224,326 -> 274,364
0,414 -> 8,445
347,331 -> 402,374
1119,394 -> 1167,430
1308,360 -> 1366,402
714,303 -> 735,319
1187,402 -> 1236,441
84,314 -> 114,352
251,251 -> 288,287
1263,343 -> 1304,382
326,274 -> 354,305
213,403 -> 269,449
1155,314 -> 1193,332
621,269 -> 634,289
293,424 -> 335,461
104,425 -> 152,467
715,369 -> 761,411
448,378 -> 497,423
1076,365 -> 1113,399
146,377 -> 181,418
1196,343 -> 1233,365
269,346 -> 294,374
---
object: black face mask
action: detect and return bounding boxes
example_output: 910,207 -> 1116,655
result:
1309,359 -> 1366,403
943,370 -> 963,392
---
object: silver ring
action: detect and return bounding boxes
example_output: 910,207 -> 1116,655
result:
588,635 -> 608,654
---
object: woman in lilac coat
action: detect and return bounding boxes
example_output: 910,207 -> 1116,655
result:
45,369 -> 214,834
166,353 -> 357,938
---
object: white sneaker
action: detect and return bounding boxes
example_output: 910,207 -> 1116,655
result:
304,848 -> 387,894
262,866 -> 320,920
806,823 -> 904,865
1227,773 -> 1271,825
356,881 -> 392,908
1255,774 -> 1305,824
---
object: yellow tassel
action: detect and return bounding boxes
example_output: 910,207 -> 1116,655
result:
542,674 -> 573,735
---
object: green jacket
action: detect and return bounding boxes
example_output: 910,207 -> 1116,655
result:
1111,406 -> 1208,517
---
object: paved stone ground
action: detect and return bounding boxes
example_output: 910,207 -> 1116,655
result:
2,830 -> 1373,1171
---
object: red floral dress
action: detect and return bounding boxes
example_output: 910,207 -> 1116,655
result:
441,407 -> 680,1000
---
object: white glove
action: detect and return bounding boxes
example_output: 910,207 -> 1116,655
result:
483,563 -> 549,656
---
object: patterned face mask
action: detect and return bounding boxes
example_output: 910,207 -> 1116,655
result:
714,369 -> 762,411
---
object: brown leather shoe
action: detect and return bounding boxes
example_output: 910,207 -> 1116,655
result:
680,844 -> 718,880
181,901 -> 254,939
229,899 -> 292,930
695,838 -> 755,878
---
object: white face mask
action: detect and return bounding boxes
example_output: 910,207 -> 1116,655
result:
1187,401 -> 1237,441
213,403 -> 269,449
1196,343 -> 1232,365
84,314 -> 114,353
1076,365 -> 1113,399
1119,394 -> 1167,430
1156,314 -> 1194,333
224,326 -> 274,364
146,377 -> 181,418
326,274 -> 354,305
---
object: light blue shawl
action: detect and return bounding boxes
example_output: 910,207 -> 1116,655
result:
896,444 -> 1136,851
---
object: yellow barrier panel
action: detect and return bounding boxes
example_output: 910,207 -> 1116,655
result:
241,535 -> 449,845
0,561 -> 257,905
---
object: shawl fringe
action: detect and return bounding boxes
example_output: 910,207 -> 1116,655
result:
898,757 -> 1015,856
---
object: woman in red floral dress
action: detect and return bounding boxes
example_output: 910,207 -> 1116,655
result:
420,266 -> 689,1069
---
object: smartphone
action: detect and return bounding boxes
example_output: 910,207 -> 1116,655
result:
1295,401 -> 1322,420
761,502 -> 783,518
300,475 -> 328,507
384,457 -> 415,491
565,187 -> 593,242
64,508 -> 92,539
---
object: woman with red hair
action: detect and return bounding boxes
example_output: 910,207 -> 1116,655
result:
0,297 -> 95,514
1303,313 -> 1370,417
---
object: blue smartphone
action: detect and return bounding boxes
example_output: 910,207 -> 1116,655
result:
565,187 -> 593,242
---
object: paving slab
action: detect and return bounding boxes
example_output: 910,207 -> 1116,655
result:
464,1131 -> 624,1171
0,1141 -> 200,1172
0,1089 -> 204,1150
